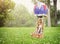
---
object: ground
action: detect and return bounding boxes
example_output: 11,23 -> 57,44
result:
0,27 -> 60,44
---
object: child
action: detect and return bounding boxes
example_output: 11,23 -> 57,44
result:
36,18 -> 44,38
31,18 -> 44,38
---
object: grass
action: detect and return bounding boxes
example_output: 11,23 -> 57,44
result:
0,27 -> 60,44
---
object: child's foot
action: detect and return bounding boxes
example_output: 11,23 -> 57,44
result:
37,34 -> 43,38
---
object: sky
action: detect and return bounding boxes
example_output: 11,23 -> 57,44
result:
13,0 -> 60,13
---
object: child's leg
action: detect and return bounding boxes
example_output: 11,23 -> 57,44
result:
37,27 -> 43,38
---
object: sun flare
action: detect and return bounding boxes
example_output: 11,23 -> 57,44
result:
13,0 -> 22,4
12,0 -> 34,13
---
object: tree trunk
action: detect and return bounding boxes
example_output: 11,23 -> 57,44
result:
48,7 -> 51,27
53,0 -> 57,26
47,0 -> 51,27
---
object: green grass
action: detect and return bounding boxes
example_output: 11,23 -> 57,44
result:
0,27 -> 60,44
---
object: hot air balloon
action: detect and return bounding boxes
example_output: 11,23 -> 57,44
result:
34,1 -> 48,16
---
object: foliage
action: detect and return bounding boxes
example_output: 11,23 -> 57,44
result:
5,5 -> 37,27
0,0 -> 15,27
50,6 -> 60,27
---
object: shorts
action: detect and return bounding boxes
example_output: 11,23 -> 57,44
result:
37,16 -> 43,18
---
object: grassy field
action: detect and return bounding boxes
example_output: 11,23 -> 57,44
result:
0,27 -> 60,44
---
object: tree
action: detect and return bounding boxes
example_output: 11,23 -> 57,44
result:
0,0 -> 15,27
5,4 -> 36,27
53,0 -> 57,26
50,5 -> 54,26
45,0 -> 51,27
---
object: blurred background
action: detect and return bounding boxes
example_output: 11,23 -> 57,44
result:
0,0 -> 60,27
0,0 -> 60,44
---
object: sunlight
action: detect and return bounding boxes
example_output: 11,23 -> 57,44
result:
12,0 -> 60,13
13,0 -> 22,4
12,0 -> 34,13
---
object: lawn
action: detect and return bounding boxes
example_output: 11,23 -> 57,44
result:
0,27 -> 60,44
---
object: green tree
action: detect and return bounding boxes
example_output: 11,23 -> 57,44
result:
0,0 -> 15,27
5,4 -> 36,27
